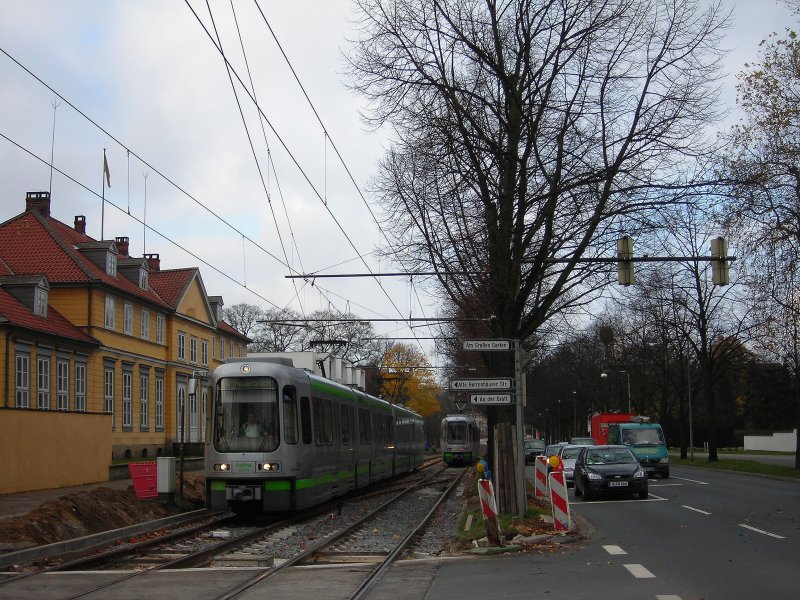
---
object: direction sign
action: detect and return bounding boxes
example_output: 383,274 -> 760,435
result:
470,394 -> 513,405
450,378 -> 512,390
462,339 -> 511,351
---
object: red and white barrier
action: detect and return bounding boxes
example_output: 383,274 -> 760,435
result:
548,471 -> 572,532
534,455 -> 549,498
477,478 -> 503,546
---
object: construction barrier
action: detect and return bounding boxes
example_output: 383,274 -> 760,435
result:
129,461 -> 158,499
534,455 -> 549,498
548,471 -> 572,532
477,478 -> 503,546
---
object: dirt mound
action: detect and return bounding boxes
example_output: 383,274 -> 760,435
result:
0,474 -> 206,552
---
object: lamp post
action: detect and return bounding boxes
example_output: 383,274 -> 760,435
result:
601,370 -> 631,413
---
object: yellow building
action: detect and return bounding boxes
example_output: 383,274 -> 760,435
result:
0,191 -> 249,491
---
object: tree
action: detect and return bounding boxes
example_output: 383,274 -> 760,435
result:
348,0 -> 728,512
722,28 -> 800,467
378,343 -> 441,416
222,302 -> 264,339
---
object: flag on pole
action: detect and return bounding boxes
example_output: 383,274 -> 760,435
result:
103,152 -> 111,187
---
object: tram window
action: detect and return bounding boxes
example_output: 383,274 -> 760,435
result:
283,387 -> 298,445
312,397 -> 324,445
340,404 -> 352,446
322,399 -> 334,445
300,396 -> 312,444
359,407 -> 370,444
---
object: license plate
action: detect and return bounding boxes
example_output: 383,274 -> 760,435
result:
609,481 -> 628,487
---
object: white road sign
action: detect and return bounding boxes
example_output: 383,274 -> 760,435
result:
450,378 -> 512,390
470,394 -> 513,405
462,339 -> 511,351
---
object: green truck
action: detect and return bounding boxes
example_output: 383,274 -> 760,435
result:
590,413 -> 669,479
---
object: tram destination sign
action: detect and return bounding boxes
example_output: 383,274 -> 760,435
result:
462,339 -> 511,351
450,378 -> 513,390
470,394 -> 513,405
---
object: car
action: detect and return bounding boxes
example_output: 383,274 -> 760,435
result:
557,444 -> 585,486
573,445 -> 649,501
543,442 -> 568,473
524,439 -> 546,464
569,436 -> 595,445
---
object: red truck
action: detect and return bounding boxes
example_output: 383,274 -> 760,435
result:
590,413 -> 669,478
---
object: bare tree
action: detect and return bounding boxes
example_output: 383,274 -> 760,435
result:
222,303 -> 265,339
348,0 -> 728,512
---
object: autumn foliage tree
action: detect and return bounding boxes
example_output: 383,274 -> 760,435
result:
378,343 -> 441,417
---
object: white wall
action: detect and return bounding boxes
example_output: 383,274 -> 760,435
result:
743,429 -> 797,452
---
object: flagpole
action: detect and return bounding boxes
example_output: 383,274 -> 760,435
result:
101,148 -> 106,240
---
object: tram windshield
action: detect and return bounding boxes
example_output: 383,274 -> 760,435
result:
214,377 -> 279,452
445,421 -> 468,444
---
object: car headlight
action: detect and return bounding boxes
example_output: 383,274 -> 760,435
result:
587,472 -> 602,480
633,468 -> 646,478
660,457 -> 669,463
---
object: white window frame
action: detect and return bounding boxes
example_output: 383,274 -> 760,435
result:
107,251 -> 117,276
190,336 -> 197,364
230,341 -> 234,358
75,363 -> 87,412
140,372 -> 150,429
220,337 -> 225,360
212,336 -> 216,359
201,339 -> 208,366
177,331 -> 186,361
122,370 -> 132,429
123,302 -> 134,335
57,359 -> 69,411
156,314 -> 165,344
141,308 -> 150,339
104,295 -> 116,329
155,375 -> 164,430
37,355 -> 50,410
35,286 -> 48,317
139,268 -> 148,289
15,352 -> 30,408
104,367 -> 115,421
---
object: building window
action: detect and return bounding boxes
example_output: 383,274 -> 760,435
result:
37,355 -> 50,410
140,372 -> 150,429
139,268 -> 148,289
105,295 -> 116,329
104,367 -> 115,423
190,336 -> 197,364
107,251 -> 117,276
201,340 -> 208,366
212,336 -> 216,359
220,338 -> 225,360
35,286 -> 48,317
156,313 -> 165,344
155,373 -> 164,430
177,332 -> 186,361
122,369 -> 133,429
239,343 -> 244,357
141,309 -> 150,339
75,363 -> 87,412
124,302 -> 134,335
230,341 -> 234,358
15,352 -> 30,408
57,359 -> 69,411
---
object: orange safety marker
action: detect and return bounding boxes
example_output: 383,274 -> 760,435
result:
548,470 -> 572,532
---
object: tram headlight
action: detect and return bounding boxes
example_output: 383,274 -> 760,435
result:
214,463 -> 231,472
257,463 -> 280,471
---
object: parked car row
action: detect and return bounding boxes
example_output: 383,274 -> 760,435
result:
538,439 -> 650,501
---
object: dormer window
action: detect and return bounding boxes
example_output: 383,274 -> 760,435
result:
139,268 -> 148,289
34,286 -> 48,317
107,251 -> 117,276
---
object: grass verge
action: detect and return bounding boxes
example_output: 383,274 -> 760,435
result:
670,455 -> 800,479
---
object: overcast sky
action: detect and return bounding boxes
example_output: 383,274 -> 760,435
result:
0,0 -> 797,366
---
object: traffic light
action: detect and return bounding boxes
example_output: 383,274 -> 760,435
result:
617,236 -> 635,286
710,237 -> 729,286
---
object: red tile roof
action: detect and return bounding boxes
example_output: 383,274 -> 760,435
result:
148,268 -> 197,309
0,288 -> 98,345
0,211 -> 170,309
217,319 -> 251,342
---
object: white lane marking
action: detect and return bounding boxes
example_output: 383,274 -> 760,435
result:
656,596 -> 683,600
650,483 -> 683,487
570,493 -> 668,505
671,476 -> 710,485
603,545 -> 627,555
682,505 -> 711,515
738,524 -> 786,539
624,563 -> 656,578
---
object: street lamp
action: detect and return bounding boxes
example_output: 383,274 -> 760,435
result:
600,370 -> 631,413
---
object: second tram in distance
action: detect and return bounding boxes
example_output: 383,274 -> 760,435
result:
440,414 -> 482,466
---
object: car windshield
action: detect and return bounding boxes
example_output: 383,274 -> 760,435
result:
561,446 -> 583,459
622,428 -> 665,445
525,440 -> 545,450
585,448 -> 637,465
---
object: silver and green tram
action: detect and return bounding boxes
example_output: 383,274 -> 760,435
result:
205,356 -> 425,513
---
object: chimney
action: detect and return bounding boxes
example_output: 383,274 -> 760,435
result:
145,253 -> 160,272
115,236 -> 130,258
26,191 -> 51,217
74,215 -> 86,234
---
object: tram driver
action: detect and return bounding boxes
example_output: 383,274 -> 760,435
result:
242,412 -> 263,438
